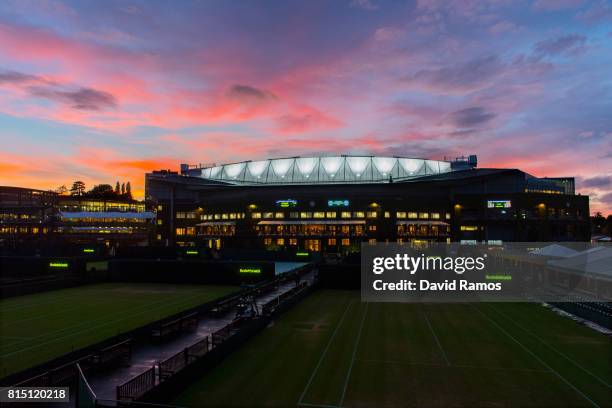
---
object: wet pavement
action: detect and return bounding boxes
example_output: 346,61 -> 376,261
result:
87,271 -> 314,403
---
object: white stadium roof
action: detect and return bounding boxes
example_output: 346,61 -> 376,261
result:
196,156 -> 452,185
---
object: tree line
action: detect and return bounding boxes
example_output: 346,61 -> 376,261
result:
591,212 -> 612,237
54,181 -> 133,200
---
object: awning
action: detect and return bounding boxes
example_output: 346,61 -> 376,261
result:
60,211 -> 155,219
396,220 -> 449,226
196,221 -> 236,226
258,220 -> 366,225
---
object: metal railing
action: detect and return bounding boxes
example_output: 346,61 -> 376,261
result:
116,366 -> 156,401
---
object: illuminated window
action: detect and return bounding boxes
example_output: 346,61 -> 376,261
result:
290,212 -> 299,218
384,211 -> 390,218
289,238 -> 297,245
157,219 -> 163,225
396,212 -> 406,219
275,212 -> 285,219
367,211 -> 377,218
431,213 -> 440,219
368,239 -> 377,244
397,238 -> 404,244
368,225 -> 377,231
214,214 -> 220,220
328,238 -> 337,245
176,227 -> 186,236
176,212 -> 185,219
313,212 -> 325,218
263,212 -> 274,219
326,212 -> 336,218
341,211 -> 351,218
353,212 -> 365,218
252,212 -> 262,219
419,212 -> 429,219
300,212 -> 312,218
408,212 -> 418,219
277,238 -> 284,245
156,234 -> 162,240
264,238 -> 272,245
186,227 -> 196,235
220,214 -> 227,220
157,205 -> 163,211
230,213 -> 236,219
341,238 -> 350,246
445,213 -> 451,220
460,226 -> 478,231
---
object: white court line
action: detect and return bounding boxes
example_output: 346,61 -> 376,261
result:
423,311 -> 450,366
355,358 -> 551,373
339,303 -> 368,407
472,305 -> 600,408
297,300 -> 353,406
0,335 -> 31,340
490,304 -> 612,390
298,402 -> 340,408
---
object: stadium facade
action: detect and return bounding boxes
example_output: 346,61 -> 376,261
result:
145,155 -> 589,252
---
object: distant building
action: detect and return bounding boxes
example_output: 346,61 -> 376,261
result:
0,186 -> 155,250
146,155 -> 590,252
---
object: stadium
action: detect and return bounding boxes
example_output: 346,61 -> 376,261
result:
146,154 -> 589,251
1,155 -> 608,408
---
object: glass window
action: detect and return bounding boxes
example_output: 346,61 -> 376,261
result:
313,212 -> 325,218
341,238 -> 350,246
277,238 -> 284,245
384,211 -> 390,218
431,213 -> 440,219
214,214 -> 220,220
419,212 -> 429,219
229,213 -> 236,219
252,212 -> 262,219
326,212 -> 336,218
290,212 -> 299,218
328,238 -> 337,245
289,238 -> 297,245
408,212 -> 418,219
300,212 -> 312,218
353,212 -> 365,218
396,212 -> 406,219
445,213 -> 451,220
275,212 -> 284,219
263,212 -> 274,219
341,211 -> 351,218
157,219 -> 163,225
367,211 -> 377,218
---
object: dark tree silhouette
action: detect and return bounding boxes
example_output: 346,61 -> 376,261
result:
70,181 -> 86,196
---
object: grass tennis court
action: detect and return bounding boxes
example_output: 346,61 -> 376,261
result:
0,283 -> 238,378
174,290 -> 611,407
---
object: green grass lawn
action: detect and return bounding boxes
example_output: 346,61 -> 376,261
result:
0,282 -> 238,378
173,290 -> 611,408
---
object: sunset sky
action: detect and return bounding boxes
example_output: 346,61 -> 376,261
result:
0,0 -> 611,213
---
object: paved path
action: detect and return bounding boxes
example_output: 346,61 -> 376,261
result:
88,272 -> 315,403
